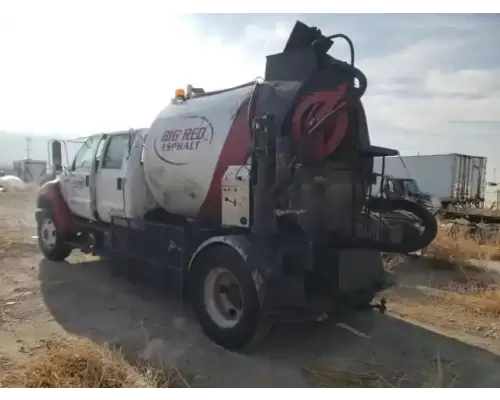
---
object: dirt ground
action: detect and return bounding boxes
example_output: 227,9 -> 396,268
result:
1,190 -> 500,387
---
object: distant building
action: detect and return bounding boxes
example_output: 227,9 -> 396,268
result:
12,159 -> 47,184
485,182 -> 500,211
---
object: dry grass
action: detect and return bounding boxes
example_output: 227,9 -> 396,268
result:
383,222 -> 500,340
388,287 -> 500,340
0,193 -> 38,256
382,254 -> 407,271
383,221 -> 500,272
437,278 -> 500,317
0,233 -> 38,259
0,338 -> 187,388
427,223 -> 500,268
441,290 -> 500,317
303,354 -> 457,388
426,225 -> 500,318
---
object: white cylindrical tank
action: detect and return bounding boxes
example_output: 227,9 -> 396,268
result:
143,84 -> 255,220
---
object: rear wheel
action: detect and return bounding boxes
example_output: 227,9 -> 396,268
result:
190,246 -> 271,351
37,209 -> 72,261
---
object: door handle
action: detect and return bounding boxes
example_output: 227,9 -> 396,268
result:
117,177 -> 123,190
85,175 -> 89,187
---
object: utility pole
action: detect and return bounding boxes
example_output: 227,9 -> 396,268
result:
25,136 -> 32,160
23,136 -> 33,182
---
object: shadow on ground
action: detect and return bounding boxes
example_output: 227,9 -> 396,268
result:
39,258 -> 500,387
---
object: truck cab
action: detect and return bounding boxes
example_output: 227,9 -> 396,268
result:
47,129 -> 153,226
373,174 -> 442,213
35,129 -> 155,261
60,132 -> 129,222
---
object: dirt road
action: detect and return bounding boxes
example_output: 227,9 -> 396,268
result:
1,190 -> 500,387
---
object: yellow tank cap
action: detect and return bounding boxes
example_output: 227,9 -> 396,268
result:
175,88 -> 186,98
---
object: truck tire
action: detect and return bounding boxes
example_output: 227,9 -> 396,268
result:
190,246 -> 270,351
37,208 -> 73,261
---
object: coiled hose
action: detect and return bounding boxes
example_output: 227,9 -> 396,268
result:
365,198 -> 438,253
327,198 -> 438,254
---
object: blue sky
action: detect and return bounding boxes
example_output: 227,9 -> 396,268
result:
1,8 -> 499,176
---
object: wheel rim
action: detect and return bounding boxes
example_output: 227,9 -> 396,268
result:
40,218 -> 57,249
203,267 -> 244,329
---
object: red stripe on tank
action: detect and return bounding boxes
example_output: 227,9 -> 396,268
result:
197,101 -> 251,222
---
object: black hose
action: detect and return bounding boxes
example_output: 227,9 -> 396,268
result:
326,198 -> 438,254
306,62 -> 367,138
313,32 -> 366,97
366,198 -> 438,253
351,65 -> 367,98
326,33 -> 355,66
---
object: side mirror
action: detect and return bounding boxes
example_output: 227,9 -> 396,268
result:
51,140 -> 63,173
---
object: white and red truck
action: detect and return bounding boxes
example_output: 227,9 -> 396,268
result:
35,21 -> 437,350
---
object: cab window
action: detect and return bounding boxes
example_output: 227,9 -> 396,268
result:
72,136 -> 99,170
102,134 -> 130,169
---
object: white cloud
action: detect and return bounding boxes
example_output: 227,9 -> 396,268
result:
358,38 -> 462,84
0,1 -> 265,135
357,39 -> 500,136
242,22 -> 290,53
364,92 -> 500,133
424,68 -> 500,95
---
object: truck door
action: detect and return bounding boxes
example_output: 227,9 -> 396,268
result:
62,135 -> 103,220
95,133 -> 130,223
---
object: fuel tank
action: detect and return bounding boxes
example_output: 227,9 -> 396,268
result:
143,84 -> 255,219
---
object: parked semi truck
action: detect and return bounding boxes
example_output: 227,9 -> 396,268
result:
373,154 -> 488,208
371,173 -> 442,213
35,21 -> 438,351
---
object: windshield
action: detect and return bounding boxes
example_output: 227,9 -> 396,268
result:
402,179 -> 420,193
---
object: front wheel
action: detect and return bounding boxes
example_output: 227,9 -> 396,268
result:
190,246 -> 271,351
37,209 -> 73,261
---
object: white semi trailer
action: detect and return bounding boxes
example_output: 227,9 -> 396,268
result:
373,154 -> 488,207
